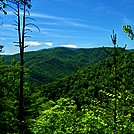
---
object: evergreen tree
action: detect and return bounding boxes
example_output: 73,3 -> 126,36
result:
103,30 -> 134,133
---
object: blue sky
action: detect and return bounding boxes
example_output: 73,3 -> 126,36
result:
0,0 -> 134,54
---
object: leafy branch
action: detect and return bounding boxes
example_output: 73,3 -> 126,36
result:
122,25 -> 134,40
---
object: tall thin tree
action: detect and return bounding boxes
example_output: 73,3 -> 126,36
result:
104,30 -> 126,133
3,0 -> 39,133
9,1 -> 31,133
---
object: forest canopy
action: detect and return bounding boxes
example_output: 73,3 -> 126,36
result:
0,0 -> 134,133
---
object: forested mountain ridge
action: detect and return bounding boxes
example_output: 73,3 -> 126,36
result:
27,50 -> 134,133
1,48 -> 134,133
40,50 -> 134,105
3,47 -> 111,84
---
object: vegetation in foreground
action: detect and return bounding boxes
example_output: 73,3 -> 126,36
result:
0,1 -> 134,133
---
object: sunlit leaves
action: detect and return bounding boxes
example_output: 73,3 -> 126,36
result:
122,25 -> 134,40
31,98 -> 77,134
0,59 -> 20,133
80,109 -> 106,133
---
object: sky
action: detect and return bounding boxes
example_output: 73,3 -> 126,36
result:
0,0 -> 134,54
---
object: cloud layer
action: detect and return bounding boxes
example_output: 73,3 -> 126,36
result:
25,41 -> 53,46
25,41 -> 42,46
44,42 -> 53,46
61,44 -> 77,48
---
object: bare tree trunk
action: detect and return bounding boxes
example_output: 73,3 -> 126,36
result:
113,48 -> 117,133
18,3 -> 26,133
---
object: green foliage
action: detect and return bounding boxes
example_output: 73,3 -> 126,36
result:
4,1 -> 134,134
41,51 -> 133,101
31,98 -> 109,134
0,0 -> 7,14
4,47 -> 110,84
80,109 -> 107,133
122,25 -> 134,40
31,98 -> 77,134
0,58 -> 33,133
40,51 -> 134,133
0,59 -> 20,133
0,48 -> 133,133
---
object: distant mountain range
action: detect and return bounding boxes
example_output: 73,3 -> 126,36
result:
3,47 -> 127,84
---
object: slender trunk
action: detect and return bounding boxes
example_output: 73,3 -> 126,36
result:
19,53 -> 24,133
110,32 -> 117,133
17,3 -> 25,133
113,49 -> 117,133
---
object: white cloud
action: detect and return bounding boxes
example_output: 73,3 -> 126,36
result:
31,13 -> 63,20
0,38 -> 6,40
1,24 -> 16,30
31,12 -> 85,22
24,41 -> 54,47
25,41 -> 42,46
44,42 -> 53,46
65,20 -> 89,28
42,22 -> 58,25
65,20 -> 110,32
61,44 -> 77,48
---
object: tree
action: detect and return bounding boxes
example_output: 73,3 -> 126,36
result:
0,0 -> 7,14
1,1 -> 39,132
0,57 -> 22,133
31,98 -> 78,134
122,25 -> 134,40
3,0 -> 37,133
10,1 -> 30,133
0,45 -> 4,54
31,98 -> 107,134
0,0 -> 5,53
103,30 -> 132,133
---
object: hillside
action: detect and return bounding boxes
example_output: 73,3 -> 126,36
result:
23,50 -> 133,133
1,49 -> 133,133
3,47 -> 110,84
40,50 -> 134,108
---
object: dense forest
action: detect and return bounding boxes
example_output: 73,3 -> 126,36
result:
3,47 -> 110,84
0,47 -> 134,133
0,0 -> 134,134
